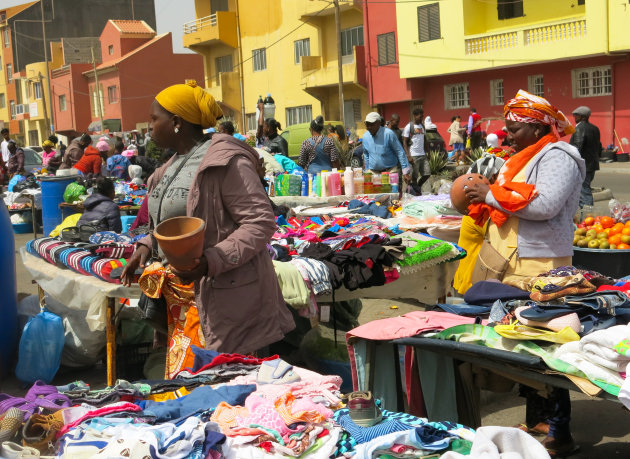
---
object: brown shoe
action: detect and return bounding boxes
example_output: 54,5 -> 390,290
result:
542,435 -> 580,458
22,412 -> 65,454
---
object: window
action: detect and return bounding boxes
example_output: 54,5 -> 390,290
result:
6,63 -> 11,83
214,54 -> 233,85
246,113 -> 257,132
294,38 -> 310,64
0,93 -> 5,108
211,0 -> 228,13
490,79 -> 504,106
343,99 -> 362,130
572,66 -> 612,97
498,0 -> 524,20
528,75 -> 544,97
3,29 -> 9,48
417,3 -> 441,42
252,48 -> 266,72
91,84 -> 104,117
58,94 -> 67,111
10,100 -> 15,119
341,26 -> 363,56
108,45 -> 114,55
578,0 -> 585,4
444,83 -> 470,110
107,85 -> 118,103
377,32 -> 396,66
34,81 -> 42,99
286,105 -> 312,126
26,81 -> 31,99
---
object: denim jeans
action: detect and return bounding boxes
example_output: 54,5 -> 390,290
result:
579,170 -> 595,207
563,291 -> 630,316
548,388 -> 572,440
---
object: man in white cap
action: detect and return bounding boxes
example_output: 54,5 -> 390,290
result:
362,112 -> 410,187
570,106 -> 601,207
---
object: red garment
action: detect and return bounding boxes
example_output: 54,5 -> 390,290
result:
597,284 -> 630,294
173,352 -> 279,378
470,113 -> 482,132
492,129 -> 507,141
56,402 -> 141,438
73,146 -> 102,175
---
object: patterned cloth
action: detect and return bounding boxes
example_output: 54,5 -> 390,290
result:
504,89 -> 574,137
139,262 -> 206,379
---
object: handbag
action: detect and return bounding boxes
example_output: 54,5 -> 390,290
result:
471,238 -> 517,284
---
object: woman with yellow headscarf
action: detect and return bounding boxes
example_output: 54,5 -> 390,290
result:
122,82 -> 295,375
464,90 -> 584,456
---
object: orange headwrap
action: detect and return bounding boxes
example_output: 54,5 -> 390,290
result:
504,89 -> 574,137
155,80 -> 223,129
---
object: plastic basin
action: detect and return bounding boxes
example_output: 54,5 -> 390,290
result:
573,246 -> 630,279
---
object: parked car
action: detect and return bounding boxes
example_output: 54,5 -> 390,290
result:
22,147 -> 43,174
26,145 -> 43,153
280,120 -> 346,159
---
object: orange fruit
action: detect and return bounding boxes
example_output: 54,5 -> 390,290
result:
622,227 -> 630,236
593,224 -> 604,233
584,217 -> 595,226
617,243 -> 630,250
604,228 -> 611,235
610,234 -> 622,246
613,222 -> 624,231
610,224 -> 624,237
601,216 -> 615,229
625,220 -> 630,227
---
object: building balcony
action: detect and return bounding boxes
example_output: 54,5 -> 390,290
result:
297,0 -> 361,20
206,71 -> 242,112
182,12 -> 238,50
301,46 -> 366,91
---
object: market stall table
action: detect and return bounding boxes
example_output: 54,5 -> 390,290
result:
20,248 -> 141,386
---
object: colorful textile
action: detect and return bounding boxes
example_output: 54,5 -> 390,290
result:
139,262 -> 206,379
504,89 -> 574,137
155,81 -> 222,129
468,133 -> 558,227
273,392 -> 331,425
210,401 -> 250,431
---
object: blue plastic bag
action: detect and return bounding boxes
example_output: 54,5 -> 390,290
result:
15,308 -> 64,384
7,175 -> 25,192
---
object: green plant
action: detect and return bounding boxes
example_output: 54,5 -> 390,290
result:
465,147 -> 484,164
428,150 -> 448,175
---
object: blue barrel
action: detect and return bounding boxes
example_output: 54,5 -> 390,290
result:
0,204 -> 18,376
40,176 -> 76,237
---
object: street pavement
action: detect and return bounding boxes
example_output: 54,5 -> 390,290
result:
6,163 -> 630,457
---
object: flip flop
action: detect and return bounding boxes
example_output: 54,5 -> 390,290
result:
513,422 -> 549,436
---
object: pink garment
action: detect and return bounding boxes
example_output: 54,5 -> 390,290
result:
56,402 -> 142,438
205,449 -> 221,459
391,444 -> 417,453
227,366 -> 343,405
42,150 -> 56,167
290,396 -> 333,420
236,394 -> 302,436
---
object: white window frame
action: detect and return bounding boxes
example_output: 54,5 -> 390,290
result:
0,93 -> 5,109
107,85 -> 118,104
528,74 -> 544,97
6,63 -> 12,83
572,66 -> 612,98
34,81 -> 43,99
214,54 -> 233,85
490,79 -> 504,106
10,100 -> 15,119
285,105 -> 313,127
108,45 -> 114,55
444,83 -> 470,110
294,38 -> 310,64
252,48 -> 267,72
58,94 -> 67,111
245,113 -> 257,132
341,26 -> 363,57
3,29 -> 9,48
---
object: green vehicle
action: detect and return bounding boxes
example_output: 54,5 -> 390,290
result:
281,120 -> 345,160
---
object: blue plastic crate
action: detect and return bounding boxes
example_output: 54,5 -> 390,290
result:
12,222 -> 31,234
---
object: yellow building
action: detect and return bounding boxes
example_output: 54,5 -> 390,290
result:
182,0 -> 369,134
14,61 -> 52,146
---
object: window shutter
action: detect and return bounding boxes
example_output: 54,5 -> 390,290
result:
386,33 -> 396,64
377,35 -> 387,65
418,6 -> 429,42
418,4 -> 440,42
513,0 -> 524,18
428,4 -> 440,40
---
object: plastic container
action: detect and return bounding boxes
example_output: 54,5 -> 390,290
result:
12,222 -> 31,234
40,176 -> 77,237
573,246 -> 630,279
116,342 -> 153,381
0,205 -> 18,377
301,173 -> 309,196
328,170 -> 342,196
617,153 -> 629,163
154,216 -> 206,271
353,169 -> 364,194
321,171 -> 328,197
343,167 -> 354,196
363,172 -> 373,194
120,215 -> 136,234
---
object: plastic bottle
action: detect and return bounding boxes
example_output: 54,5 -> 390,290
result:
390,171 -> 399,193
301,173 -> 309,196
372,172 -> 382,194
344,167 -> 354,196
308,173 -> 313,196
267,175 -> 275,196
321,171 -> 328,197
353,168 -> 364,194
314,174 -> 321,197
364,171 -> 373,194
328,170 -> 342,196
263,93 -> 276,119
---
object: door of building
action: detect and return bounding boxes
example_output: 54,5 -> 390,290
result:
28,130 -> 39,147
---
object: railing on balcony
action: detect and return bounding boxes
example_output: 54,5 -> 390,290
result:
465,31 -> 519,55
183,14 -> 218,35
525,19 -> 586,45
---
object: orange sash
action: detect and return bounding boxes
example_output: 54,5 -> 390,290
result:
468,133 -> 557,227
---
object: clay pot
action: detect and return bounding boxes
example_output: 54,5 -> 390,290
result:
450,173 -> 490,215
154,216 -> 206,271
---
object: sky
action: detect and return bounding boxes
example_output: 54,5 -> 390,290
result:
0,0 -> 196,54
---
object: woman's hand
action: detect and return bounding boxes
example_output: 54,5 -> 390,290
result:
121,244 -> 150,287
465,181 -> 491,204
171,255 -> 208,284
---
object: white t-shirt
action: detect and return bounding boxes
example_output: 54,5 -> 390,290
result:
402,123 -> 425,157
1,140 -> 10,163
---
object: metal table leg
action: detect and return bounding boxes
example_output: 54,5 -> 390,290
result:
106,297 -> 117,386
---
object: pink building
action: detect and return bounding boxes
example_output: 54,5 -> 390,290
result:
51,20 -> 203,136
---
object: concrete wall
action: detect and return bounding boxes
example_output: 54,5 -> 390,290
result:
50,63 -> 92,134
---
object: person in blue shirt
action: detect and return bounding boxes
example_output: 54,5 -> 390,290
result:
362,112 -> 410,184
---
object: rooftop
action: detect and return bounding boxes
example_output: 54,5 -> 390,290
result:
109,19 -> 155,36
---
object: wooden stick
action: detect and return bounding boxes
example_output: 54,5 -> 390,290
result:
106,297 -> 117,386
614,129 -> 625,153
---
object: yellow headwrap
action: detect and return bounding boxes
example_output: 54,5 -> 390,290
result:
155,80 -> 223,129
42,140 -> 55,148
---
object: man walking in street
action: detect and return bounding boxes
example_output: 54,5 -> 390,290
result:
402,108 -> 430,195
388,113 -> 404,147
570,106 -> 601,207
362,112 -> 410,186
467,107 -> 483,150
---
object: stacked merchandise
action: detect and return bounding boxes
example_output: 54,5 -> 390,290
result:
2,348 -> 531,458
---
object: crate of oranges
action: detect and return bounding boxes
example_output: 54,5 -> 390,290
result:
574,216 -> 630,250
